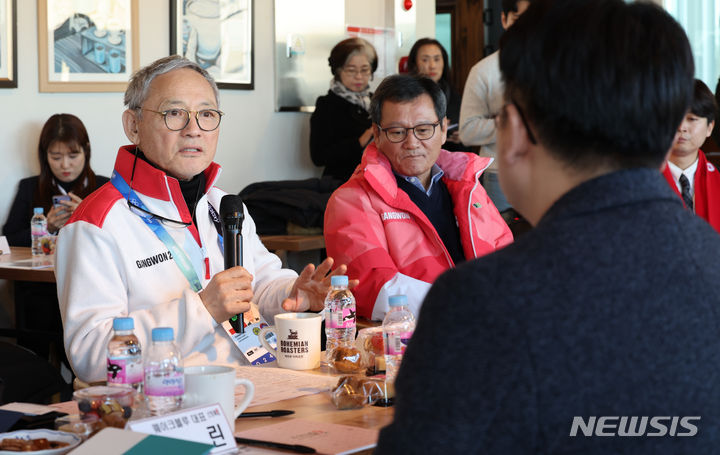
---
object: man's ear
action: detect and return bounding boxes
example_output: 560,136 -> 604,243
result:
500,104 -> 532,165
440,116 -> 448,144
122,109 -> 140,144
707,120 -> 715,138
372,123 -> 381,141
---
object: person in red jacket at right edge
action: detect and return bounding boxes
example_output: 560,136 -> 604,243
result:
662,78 -> 720,233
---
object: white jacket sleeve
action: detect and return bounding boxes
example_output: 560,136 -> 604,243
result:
56,220 -> 217,383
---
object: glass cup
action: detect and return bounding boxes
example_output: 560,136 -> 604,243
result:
73,385 -> 135,429
94,43 -> 106,64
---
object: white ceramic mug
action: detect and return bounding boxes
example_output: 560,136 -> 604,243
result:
258,313 -> 322,370
183,365 -> 254,423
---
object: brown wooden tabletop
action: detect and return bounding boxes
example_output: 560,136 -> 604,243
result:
0,246 -> 56,283
0,238 -> 325,283
56,377 -> 393,454
234,391 -> 393,433
259,235 -> 325,252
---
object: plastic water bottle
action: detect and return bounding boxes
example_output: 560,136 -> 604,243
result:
324,275 -> 356,363
107,317 -> 143,392
144,327 -> 183,415
30,207 -> 47,256
382,295 -> 415,385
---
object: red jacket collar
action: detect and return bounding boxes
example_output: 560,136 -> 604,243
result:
357,143 -> 492,201
113,145 -> 221,201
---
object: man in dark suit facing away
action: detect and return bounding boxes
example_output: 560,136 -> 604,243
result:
375,0 -> 720,453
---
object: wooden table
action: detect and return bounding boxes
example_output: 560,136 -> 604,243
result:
0,247 -> 58,341
259,235 -> 326,270
0,237 -> 328,283
259,235 -> 325,252
54,380 -> 393,454
0,246 -> 56,283
235,390 -> 393,433
235,392 -> 392,454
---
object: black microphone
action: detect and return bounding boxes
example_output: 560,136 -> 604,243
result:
220,195 -> 245,333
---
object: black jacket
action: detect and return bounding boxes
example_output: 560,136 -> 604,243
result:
377,168 -> 720,454
310,90 -> 371,183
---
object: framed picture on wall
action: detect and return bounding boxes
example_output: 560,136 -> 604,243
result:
37,0 -> 139,92
170,0 -> 254,90
0,0 -> 17,88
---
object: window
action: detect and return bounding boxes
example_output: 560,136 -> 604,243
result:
664,0 -> 720,89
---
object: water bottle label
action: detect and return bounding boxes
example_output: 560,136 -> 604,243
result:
384,330 -> 413,355
327,305 -> 356,329
31,225 -> 47,236
144,370 -> 184,396
107,356 -> 143,385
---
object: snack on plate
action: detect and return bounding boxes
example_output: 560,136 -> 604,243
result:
73,385 -> 135,428
329,346 -> 364,373
330,375 -> 386,410
0,437 -> 69,451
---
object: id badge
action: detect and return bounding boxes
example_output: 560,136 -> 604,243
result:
222,303 -> 276,365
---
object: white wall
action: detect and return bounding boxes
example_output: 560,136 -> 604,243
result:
0,0 -> 435,226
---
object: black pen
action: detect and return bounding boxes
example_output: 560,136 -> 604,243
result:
237,409 -> 295,418
235,436 -> 316,453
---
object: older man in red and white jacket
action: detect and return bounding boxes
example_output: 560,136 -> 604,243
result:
325,75 -> 513,321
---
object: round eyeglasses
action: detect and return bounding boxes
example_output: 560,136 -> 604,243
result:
142,108 -> 224,132
342,66 -> 372,77
378,122 -> 440,143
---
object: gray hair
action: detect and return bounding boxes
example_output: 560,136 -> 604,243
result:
124,55 -> 219,110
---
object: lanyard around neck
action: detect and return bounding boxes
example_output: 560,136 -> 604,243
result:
110,171 -> 203,292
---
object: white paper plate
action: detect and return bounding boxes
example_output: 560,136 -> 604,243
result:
0,429 -> 82,454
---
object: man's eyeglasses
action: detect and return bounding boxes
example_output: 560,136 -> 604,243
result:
127,150 -> 192,229
142,108 -> 224,132
342,66 -> 372,77
378,122 -> 440,143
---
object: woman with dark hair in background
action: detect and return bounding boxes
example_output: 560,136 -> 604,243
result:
310,37 -> 378,183
4,114 -> 109,242
407,38 -> 470,152
2,113 -> 108,365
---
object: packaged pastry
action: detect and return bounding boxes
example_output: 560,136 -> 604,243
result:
355,326 -> 385,373
55,414 -> 101,440
330,375 -> 386,410
329,346 -> 364,373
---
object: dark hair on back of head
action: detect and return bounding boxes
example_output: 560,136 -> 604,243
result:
499,0 -> 694,170
369,74 -> 447,126
690,79 -> 717,124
